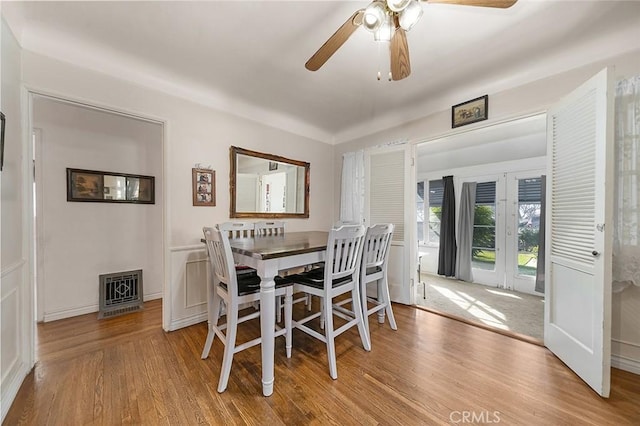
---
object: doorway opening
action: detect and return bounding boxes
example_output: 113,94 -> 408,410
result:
415,114 -> 546,341
30,93 -> 165,335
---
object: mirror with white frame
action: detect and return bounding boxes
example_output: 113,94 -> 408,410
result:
229,146 -> 309,218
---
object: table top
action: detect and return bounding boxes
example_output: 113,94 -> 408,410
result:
228,231 -> 329,260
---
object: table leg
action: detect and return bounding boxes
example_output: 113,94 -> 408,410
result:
258,262 -> 277,397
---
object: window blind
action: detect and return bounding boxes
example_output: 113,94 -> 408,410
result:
428,179 -> 444,207
475,181 -> 496,205
518,178 -> 542,203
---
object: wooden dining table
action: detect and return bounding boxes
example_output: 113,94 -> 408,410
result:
228,231 -> 329,396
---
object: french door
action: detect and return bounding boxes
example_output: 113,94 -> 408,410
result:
505,171 -> 545,294
465,171 -> 544,294
467,175 -> 505,287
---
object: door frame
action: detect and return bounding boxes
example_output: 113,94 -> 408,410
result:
25,89 -> 170,343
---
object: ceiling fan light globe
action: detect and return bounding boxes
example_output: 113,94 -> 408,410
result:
374,15 -> 394,42
363,1 -> 386,32
399,0 -> 423,31
386,0 -> 412,12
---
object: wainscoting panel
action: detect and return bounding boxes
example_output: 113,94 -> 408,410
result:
1,260 -> 32,421
169,245 -> 209,331
185,259 -> 208,309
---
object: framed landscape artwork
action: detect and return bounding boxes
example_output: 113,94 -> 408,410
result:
452,95 -> 488,128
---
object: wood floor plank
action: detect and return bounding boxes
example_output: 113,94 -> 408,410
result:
4,299 -> 640,425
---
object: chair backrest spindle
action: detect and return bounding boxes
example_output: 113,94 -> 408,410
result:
218,221 -> 254,239
254,221 -> 285,236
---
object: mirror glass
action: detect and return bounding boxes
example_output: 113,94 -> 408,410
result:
230,146 -> 309,218
103,175 -> 126,200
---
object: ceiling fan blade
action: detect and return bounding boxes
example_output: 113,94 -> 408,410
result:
390,25 -> 411,81
305,9 -> 364,72
425,0 -> 517,8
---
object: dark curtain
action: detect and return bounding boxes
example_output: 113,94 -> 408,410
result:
535,175 -> 546,293
438,175 -> 457,277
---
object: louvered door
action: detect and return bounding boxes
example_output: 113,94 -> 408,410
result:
545,68 -> 613,397
366,146 -> 412,304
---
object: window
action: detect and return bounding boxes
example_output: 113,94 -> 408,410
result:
472,181 -> 496,270
417,179 -> 443,245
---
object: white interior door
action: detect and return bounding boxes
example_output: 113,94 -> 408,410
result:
545,67 -> 613,397
365,145 -> 413,304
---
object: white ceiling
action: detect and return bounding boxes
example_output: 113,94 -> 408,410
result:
3,1 -> 640,144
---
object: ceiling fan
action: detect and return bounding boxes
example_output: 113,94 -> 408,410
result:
305,0 -> 517,81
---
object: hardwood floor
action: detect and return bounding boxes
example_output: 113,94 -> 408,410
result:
4,299 -> 640,425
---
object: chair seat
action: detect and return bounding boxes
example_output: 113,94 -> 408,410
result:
235,265 -> 257,276
365,266 -> 382,275
288,270 -> 352,289
220,274 -> 291,296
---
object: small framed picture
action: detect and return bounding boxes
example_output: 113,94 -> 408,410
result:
193,168 -> 215,206
269,161 -> 278,171
452,95 -> 488,128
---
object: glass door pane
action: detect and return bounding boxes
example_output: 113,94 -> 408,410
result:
472,181 -> 497,271
517,177 -> 542,277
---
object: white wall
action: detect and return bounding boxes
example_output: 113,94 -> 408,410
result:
1,17 -> 32,422
21,51 -> 335,331
335,49 -> 640,373
33,97 -> 163,321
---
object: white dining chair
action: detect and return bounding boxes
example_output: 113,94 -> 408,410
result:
359,224 -> 397,342
201,226 -> 294,393
254,221 -> 285,236
288,225 -> 371,379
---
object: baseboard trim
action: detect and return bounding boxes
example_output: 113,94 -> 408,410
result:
44,304 -> 99,322
44,293 -> 163,322
168,312 -> 206,332
612,354 -> 640,375
1,361 -> 31,423
144,292 -> 163,301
